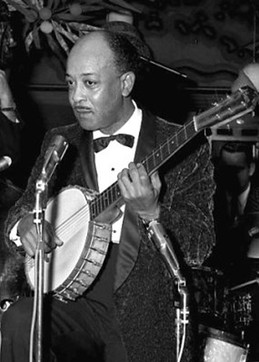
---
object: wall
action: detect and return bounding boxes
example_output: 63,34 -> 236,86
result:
136,0 -> 258,87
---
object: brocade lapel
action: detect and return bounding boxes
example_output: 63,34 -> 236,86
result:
79,131 -> 99,192
114,109 -> 157,291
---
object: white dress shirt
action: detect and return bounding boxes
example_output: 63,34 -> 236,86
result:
93,101 -> 142,243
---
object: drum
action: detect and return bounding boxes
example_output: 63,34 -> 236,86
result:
203,327 -> 248,362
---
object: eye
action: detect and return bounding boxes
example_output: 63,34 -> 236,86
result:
83,79 -> 96,88
65,78 -> 74,88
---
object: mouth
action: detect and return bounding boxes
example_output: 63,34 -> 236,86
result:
74,106 -> 92,114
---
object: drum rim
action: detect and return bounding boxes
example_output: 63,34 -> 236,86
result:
205,326 -> 247,348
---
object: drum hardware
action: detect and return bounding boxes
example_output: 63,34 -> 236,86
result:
224,290 -> 253,334
193,267 -> 253,361
191,266 -> 226,321
226,280 -> 255,335
140,56 -> 188,79
230,278 -> 259,292
198,284 -> 254,361
146,220 -> 189,362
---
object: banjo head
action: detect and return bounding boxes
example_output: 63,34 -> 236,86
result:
25,186 -> 111,301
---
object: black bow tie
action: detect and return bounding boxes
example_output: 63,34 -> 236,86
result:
93,134 -> 134,153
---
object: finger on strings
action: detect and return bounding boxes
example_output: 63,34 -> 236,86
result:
150,171 -> 161,191
26,243 -> 36,258
118,167 -> 133,187
136,163 -> 150,184
46,222 -> 63,247
118,181 -> 127,199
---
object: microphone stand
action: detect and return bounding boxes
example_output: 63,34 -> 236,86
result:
139,56 -> 188,79
33,177 -> 48,362
30,135 -> 68,362
146,220 -> 189,362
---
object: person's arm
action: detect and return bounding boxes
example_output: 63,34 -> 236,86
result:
0,70 -> 23,170
0,70 -> 20,124
0,112 -> 22,170
160,138 -> 216,266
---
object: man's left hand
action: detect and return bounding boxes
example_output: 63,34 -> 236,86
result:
117,162 -> 161,219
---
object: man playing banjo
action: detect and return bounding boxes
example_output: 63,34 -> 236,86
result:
1,28 -> 218,361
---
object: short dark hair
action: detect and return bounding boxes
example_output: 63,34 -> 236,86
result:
220,141 -> 254,164
103,21 -> 152,58
101,29 -> 142,76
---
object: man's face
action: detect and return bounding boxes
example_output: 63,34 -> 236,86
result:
66,34 -> 125,132
218,149 -> 253,195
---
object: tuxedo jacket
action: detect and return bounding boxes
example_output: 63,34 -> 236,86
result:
206,184 -> 252,283
5,107 -> 215,361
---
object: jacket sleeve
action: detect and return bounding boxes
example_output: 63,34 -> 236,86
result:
158,126 -> 216,267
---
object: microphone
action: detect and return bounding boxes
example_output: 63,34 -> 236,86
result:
146,219 -> 189,355
39,135 -> 68,184
0,156 -> 12,172
147,220 -> 185,284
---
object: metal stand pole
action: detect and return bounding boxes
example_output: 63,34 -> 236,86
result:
176,282 -> 189,362
31,134 -> 68,362
146,220 -> 189,362
33,179 -> 48,362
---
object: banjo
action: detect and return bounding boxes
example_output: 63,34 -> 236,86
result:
25,86 -> 258,302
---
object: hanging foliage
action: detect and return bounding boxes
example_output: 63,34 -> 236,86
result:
0,1 -> 16,68
3,0 -> 141,58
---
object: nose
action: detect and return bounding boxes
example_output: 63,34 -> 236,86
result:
69,82 -> 86,104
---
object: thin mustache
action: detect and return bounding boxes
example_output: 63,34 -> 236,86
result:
73,105 -> 91,111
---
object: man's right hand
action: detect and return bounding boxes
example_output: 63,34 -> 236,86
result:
17,213 -> 63,258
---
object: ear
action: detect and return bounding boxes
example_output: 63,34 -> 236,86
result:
249,161 -> 256,177
120,71 -> 135,97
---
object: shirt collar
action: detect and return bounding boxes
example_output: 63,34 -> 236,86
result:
239,182 -> 251,210
93,101 -> 142,140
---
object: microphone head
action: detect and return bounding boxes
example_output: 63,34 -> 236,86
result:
41,134 -> 68,183
44,135 -> 68,163
0,156 -> 12,172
